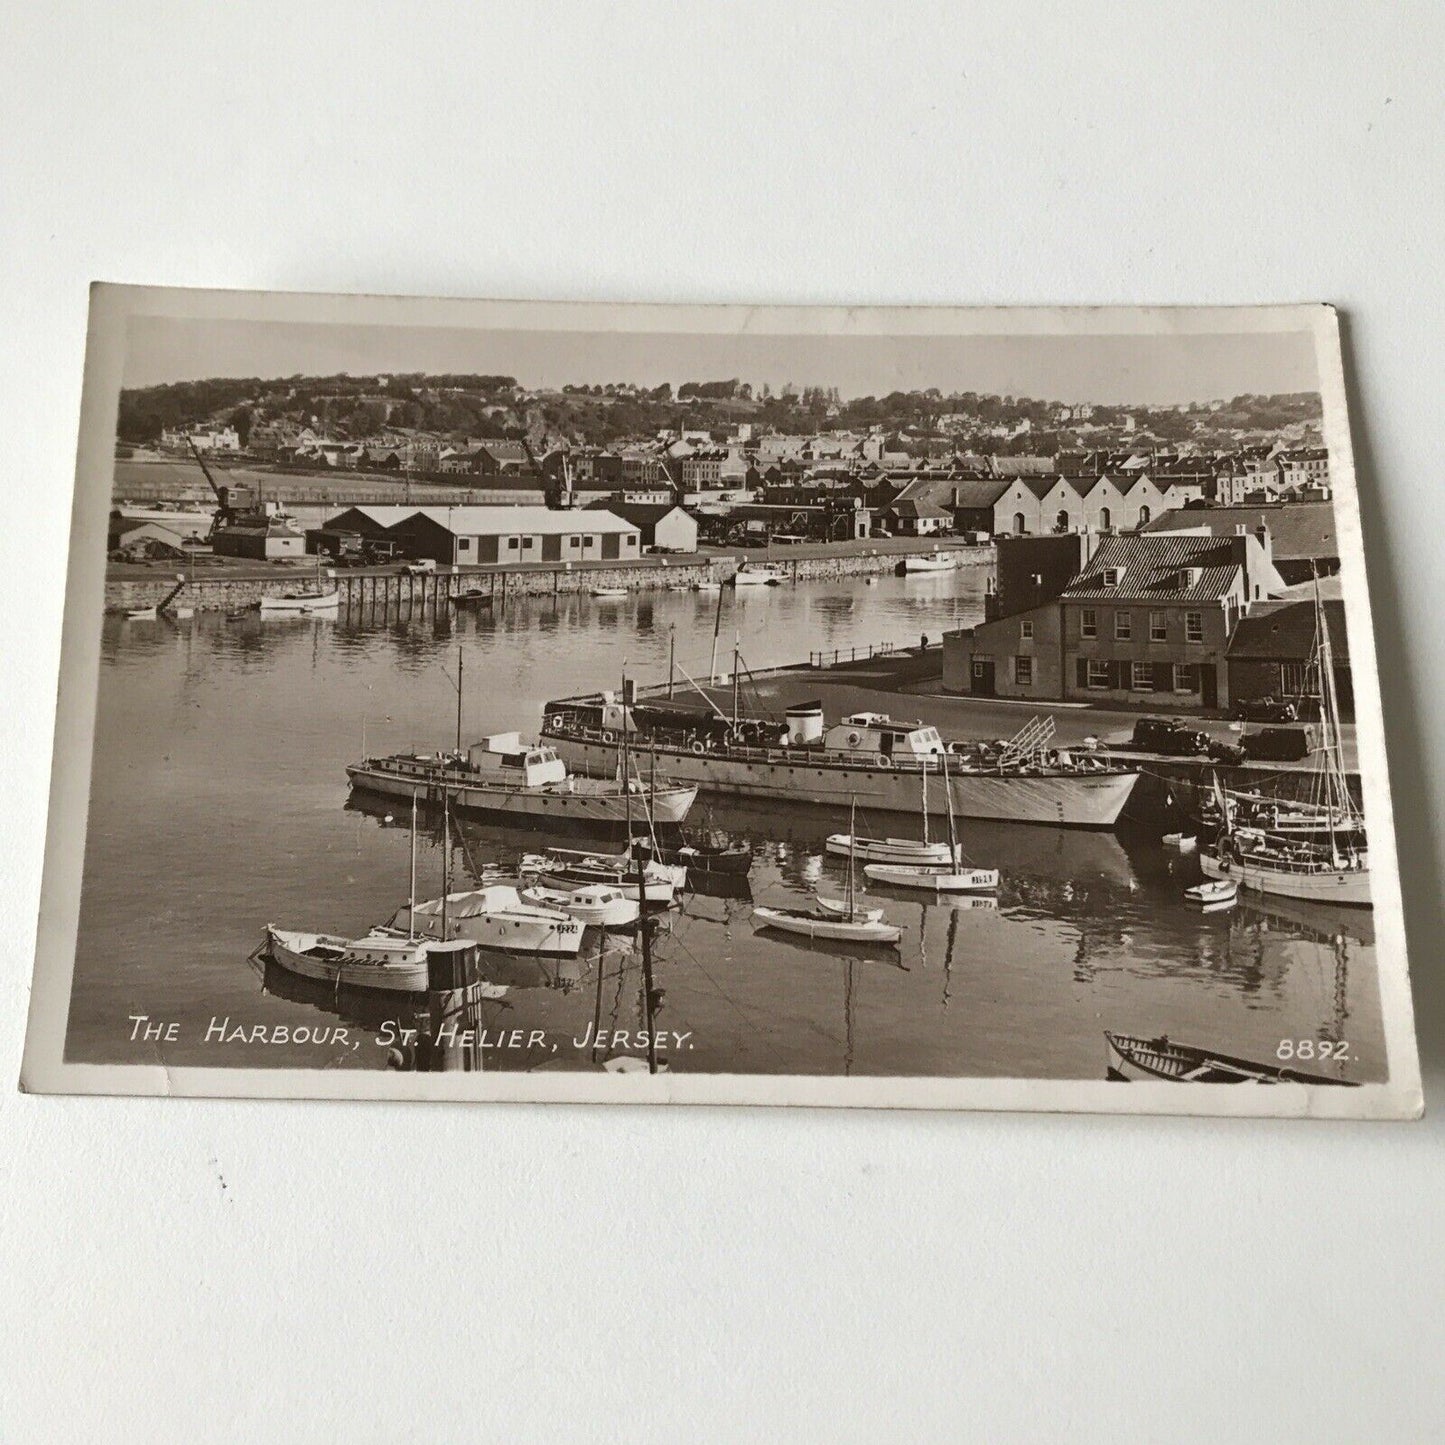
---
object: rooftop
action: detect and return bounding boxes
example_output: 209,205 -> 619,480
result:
1143,502 -> 1338,560
1060,532 -> 1250,603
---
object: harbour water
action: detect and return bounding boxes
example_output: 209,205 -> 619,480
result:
69,569 -> 1384,1081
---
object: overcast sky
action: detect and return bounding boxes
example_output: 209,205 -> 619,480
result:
122,315 -> 1320,406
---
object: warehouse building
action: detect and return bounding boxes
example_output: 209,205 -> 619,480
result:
585,500 -> 699,553
325,504 -> 643,566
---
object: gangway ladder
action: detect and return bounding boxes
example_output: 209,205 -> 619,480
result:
997,715 -> 1055,769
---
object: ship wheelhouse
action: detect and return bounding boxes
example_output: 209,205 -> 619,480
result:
823,712 -> 945,762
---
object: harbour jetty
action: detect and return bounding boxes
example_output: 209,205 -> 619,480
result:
105,541 -> 994,615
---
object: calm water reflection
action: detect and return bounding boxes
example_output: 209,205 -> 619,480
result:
69,571 -> 1384,1081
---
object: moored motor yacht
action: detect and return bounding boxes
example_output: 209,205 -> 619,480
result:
394,884 -> 585,955
519,882 -> 642,929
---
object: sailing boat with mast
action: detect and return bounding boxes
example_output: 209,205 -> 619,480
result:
265,793 -> 438,991
400,784 -> 587,954
753,800 -> 903,943
864,752 -> 1000,893
1199,572 -> 1371,907
825,749 -> 958,867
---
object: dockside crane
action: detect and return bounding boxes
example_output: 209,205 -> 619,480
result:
188,437 -> 232,541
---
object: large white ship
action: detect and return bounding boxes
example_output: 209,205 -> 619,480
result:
346,732 -> 698,826
540,697 -> 1139,829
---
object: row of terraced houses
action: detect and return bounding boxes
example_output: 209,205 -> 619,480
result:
941,501 -> 1349,717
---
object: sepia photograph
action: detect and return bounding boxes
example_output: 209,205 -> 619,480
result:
20,289 -> 1420,1114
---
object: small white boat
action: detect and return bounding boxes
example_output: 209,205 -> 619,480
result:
730,565 -> 783,587
590,587 -> 628,599
535,844 -> 688,889
752,904 -> 902,945
1184,878 -> 1238,911
691,580 -> 722,593
126,606 -> 158,621
900,552 -> 959,574
521,852 -> 677,906
396,884 -> 586,955
814,893 -> 886,924
864,863 -> 1000,892
520,882 -> 641,929
1163,832 -> 1198,853
825,834 -> 957,867
260,588 -> 340,615
266,925 -> 447,994
755,799 -> 901,944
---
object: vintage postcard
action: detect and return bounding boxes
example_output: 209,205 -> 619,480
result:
20,287 -> 1421,1116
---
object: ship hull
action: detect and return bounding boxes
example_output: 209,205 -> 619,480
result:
546,737 -> 1137,828
1199,850 -> 1372,907
265,927 -> 429,993
346,764 -> 697,826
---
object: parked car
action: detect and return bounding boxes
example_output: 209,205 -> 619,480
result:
1130,716 -> 1212,756
1206,738 -> 1248,767
1231,695 -> 1299,723
402,558 -> 438,574
1241,726 -> 1313,762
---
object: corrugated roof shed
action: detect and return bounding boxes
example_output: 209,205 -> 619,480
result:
1061,533 -> 1245,602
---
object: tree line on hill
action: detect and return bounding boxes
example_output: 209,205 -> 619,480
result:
116,370 -> 1322,455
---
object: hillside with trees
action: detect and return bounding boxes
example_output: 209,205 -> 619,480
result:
117,372 -> 1322,455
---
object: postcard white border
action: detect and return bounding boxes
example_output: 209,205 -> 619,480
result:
20,285 -> 1423,1119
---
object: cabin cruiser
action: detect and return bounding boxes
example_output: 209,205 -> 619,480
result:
346,732 -> 697,826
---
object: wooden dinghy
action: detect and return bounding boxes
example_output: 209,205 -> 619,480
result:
1184,878 -> 1238,911
863,863 -> 999,892
1105,1032 -> 1357,1085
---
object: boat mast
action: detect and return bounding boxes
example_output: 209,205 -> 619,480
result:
709,578 -> 726,682
921,753 -> 930,847
668,625 -> 676,700
1313,567 -> 1348,858
440,787 -> 451,940
731,636 -> 741,732
621,670 -> 632,842
943,749 -> 959,862
455,646 -> 464,754
846,797 -> 857,922
408,789 -> 418,937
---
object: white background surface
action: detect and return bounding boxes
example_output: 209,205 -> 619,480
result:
2,4 -> 1442,1439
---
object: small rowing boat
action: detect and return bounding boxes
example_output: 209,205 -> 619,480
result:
590,586 -> 628,599
1105,1032 -> 1357,1085
1184,878 -> 1238,911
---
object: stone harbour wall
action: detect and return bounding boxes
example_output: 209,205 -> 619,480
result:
106,546 -> 996,613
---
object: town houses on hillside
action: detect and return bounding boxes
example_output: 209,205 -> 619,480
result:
131,384 -> 1332,551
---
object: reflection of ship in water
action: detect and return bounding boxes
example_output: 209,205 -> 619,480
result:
1237,891 -> 1374,949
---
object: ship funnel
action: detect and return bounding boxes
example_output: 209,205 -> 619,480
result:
785,701 -> 825,745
